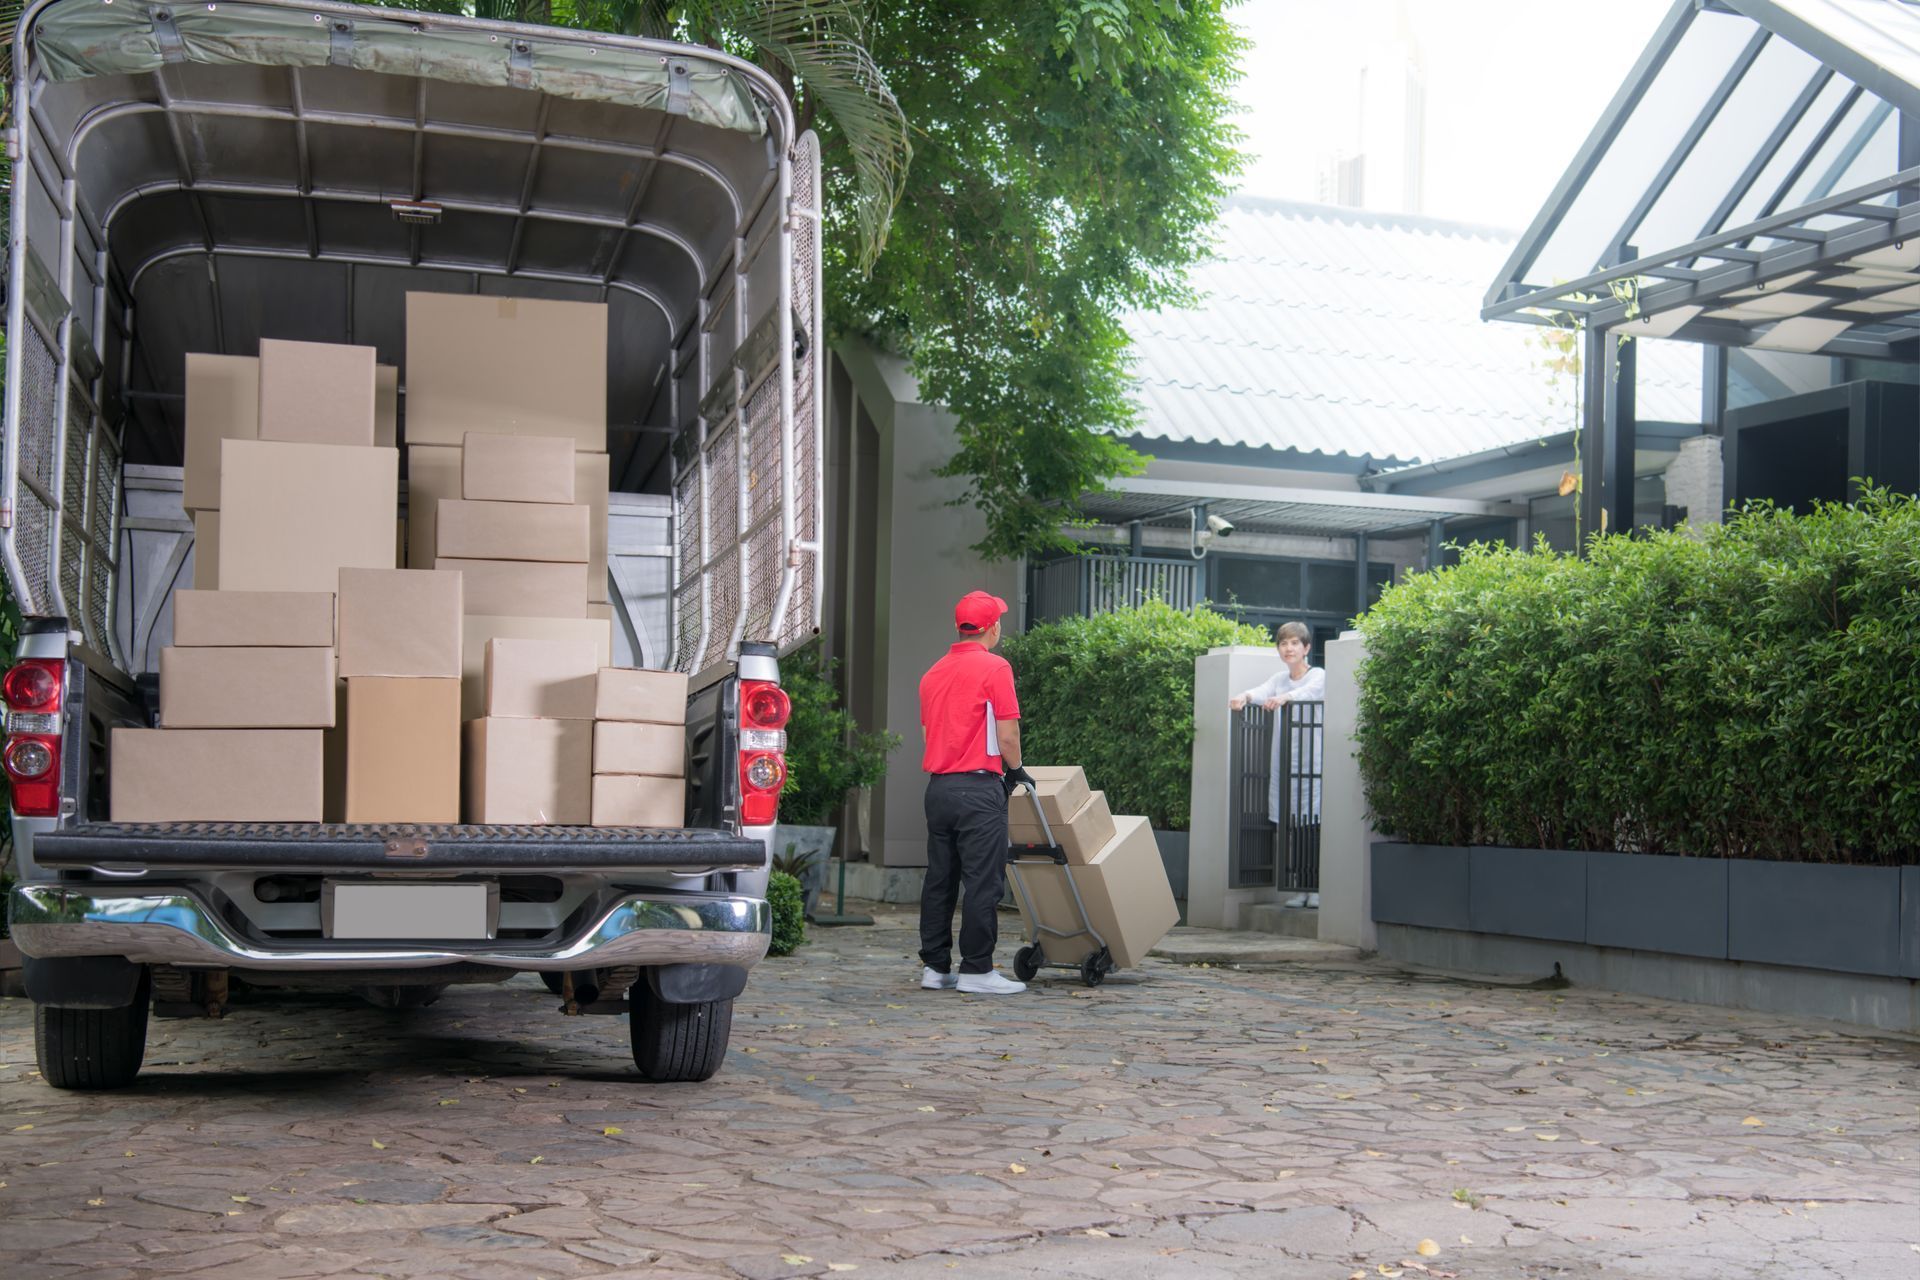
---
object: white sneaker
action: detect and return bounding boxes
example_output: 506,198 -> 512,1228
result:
956,970 -> 1026,995
1306,892 -> 1321,908
920,967 -> 959,990
1284,893 -> 1309,908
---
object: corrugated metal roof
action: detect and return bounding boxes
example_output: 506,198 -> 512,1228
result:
1125,197 -> 1705,466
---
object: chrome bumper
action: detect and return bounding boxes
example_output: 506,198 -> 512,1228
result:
8,885 -> 770,971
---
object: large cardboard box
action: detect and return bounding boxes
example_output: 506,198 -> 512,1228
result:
435,558 -> 587,618
323,679 -> 348,823
173,590 -> 334,648
464,431 -> 574,504
1024,765 -> 1093,826
192,510 -> 220,589
579,451 -> 610,604
159,646 -> 337,728
410,445 -> 608,600
337,568 -> 463,678
219,440 -> 398,593
484,637 -> 598,720
404,293 -> 607,450
436,498 -> 589,563
1009,789 -> 1116,865
464,716 -> 592,824
258,339 -> 377,447
183,354 -> 259,512
346,678 -> 460,822
375,365 -> 399,448
1007,815 -> 1178,970
462,615 -> 612,721
594,667 -> 690,724
591,774 -> 684,828
592,720 -> 684,776
111,728 -> 324,822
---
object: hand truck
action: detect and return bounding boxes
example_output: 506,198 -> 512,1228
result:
1004,781 -> 1116,987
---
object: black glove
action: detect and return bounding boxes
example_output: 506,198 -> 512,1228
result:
1002,764 -> 1035,795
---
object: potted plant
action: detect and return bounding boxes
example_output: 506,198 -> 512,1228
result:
777,644 -> 899,916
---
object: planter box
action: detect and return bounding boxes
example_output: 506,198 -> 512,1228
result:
1586,851 -> 1729,959
1730,861 -> 1903,977
1904,867 -> 1920,981
1371,843 -> 1470,931
1152,828 -> 1190,901
1470,846 -> 1584,942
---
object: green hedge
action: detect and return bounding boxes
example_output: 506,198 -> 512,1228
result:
767,872 -> 806,956
1001,599 -> 1271,829
1355,490 -> 1920,864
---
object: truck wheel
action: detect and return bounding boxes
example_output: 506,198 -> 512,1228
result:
629,983 -> 732,1082
35,970 -> 150,1091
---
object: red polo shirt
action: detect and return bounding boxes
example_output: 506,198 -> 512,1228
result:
919,641 -> 1020,775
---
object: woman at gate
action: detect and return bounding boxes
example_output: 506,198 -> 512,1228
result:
1228,622 -> 1325,906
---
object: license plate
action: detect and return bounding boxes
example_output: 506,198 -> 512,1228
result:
330,883 -> 491,940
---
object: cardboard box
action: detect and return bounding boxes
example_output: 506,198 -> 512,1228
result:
111,728 -> 324,823
436,498 -> 589,563
1009,788 -> 1117,865
484,637 -> 598,720
219,440 -> 398,593
407,446 -> 607,598
375,365 -> 399,448
346,677 -> 460,822
336,568 -> 463,678
183,354 -> 259,512
1007,815 -> 1178,969
579,451 -> 610,604
1023,765 -> 1093,826
159,646 -> 338,728
434,558 -> 587,618
587,602 -> 613,621
592,720 -> 684,776
193,510 -> 221,589
323,679 -> 347,823
591,774 -> 685,828
594,667 -> 690,723
257,339 -> 377,447
404,293 -> 607,450
462,615 -> 612,721
464,716 -> 592,824
173,590 -> 335,648
463,431 -> 574,504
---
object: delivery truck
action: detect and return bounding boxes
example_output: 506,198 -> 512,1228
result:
1,0 -> 823,1087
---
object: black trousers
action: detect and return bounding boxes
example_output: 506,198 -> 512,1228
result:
919,772 -> 1008,975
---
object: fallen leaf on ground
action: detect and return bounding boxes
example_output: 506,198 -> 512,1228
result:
370,1140 -> 387,1150
1742,1116 -> 1765,1127
1364,1150 -> 1386,1158
86,1198 -> 105,1207
602,1126 -> 623,1136
1085,1228 -> 1110,1237
781,1255 -> 812,1266
12,1125 -> 32,1132
529,1156 -> 543,1165
916,1106 -> 935,1113
1417,1239 -> 1440,1257
1008,1163 -> 1027,1174
1377,1267 -> 1403,1278
230,1195 -> 249,1203
827,1266 -> 859,1273
1535,1133 -> 1559,1142
437,1099 -> 458,1107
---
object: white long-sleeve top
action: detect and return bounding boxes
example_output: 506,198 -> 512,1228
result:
1237,666 -> 1326,822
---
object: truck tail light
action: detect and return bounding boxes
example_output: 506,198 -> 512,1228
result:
5,658 -> 65,817
738,678 -> 789,826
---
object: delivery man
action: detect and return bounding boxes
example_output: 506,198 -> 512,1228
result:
916,590 -> 1033,995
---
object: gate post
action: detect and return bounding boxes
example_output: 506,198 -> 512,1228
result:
1188,645 -> 1283,929
1320,629 -> 1378,949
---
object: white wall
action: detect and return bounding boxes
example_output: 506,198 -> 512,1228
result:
1664,435 -> 1724,528
1188,645 -> 1287,928
1319,630 -> 1378,950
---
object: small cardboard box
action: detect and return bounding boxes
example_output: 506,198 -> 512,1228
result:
336,568 -> 464,678
404,293 -> 607,450
1008,814 -> 1178,970
463,431 -> 575,504
183,353 -> 259,512
594,667 -> 690,724
1009,788 -> 1116,865
1024,765 -> 1093,826
111,728 -> 324,823
375,365 -> 399,448
159,646 -> 338,728
346,677 -> 460,823
591,774 -> 684,828
219,440 -> 398,593
192,510 -> 221,589
435,558 -> 587,618
462,615 -> 612,721
592,720 -> 684,777
257,339 -> 377,447
484,636 -> 599,720
407,445 -> 607,598
173,590 -> 335,648
464,716 -> 592,824
436,498 -> 590,563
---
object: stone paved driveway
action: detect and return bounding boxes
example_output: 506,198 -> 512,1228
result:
2,905 -> 1916,1280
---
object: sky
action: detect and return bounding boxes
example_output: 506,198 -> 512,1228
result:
1228,0 -> 1674,231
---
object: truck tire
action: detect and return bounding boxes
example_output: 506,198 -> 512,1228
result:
629,983 -> 732,1082
34,970 -> 150,1091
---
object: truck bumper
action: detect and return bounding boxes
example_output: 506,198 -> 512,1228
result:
8,884 -> 770,972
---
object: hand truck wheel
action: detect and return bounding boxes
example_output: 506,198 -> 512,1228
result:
1079,950 -> 1108,987
1013,946 -> 1040,982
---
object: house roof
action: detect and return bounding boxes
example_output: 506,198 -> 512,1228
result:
1124,196 -> 1705,468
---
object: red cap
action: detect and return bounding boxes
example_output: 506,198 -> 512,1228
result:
954,590 -> 1008,632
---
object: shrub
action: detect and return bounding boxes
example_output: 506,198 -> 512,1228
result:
1355,490 -> 1920,864
1001,599 -> 1272,829
778,642 -> 900,827
767,871 -> 806,956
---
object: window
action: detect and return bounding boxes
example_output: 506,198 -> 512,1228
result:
1214,557 -> 1302,610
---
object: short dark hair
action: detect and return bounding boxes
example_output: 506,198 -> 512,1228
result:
1275,621 -> 1312,647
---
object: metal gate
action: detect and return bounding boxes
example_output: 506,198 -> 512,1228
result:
1227,701 -> 1325,894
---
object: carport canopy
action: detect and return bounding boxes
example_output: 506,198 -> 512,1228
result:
1079,477 -> 1525,541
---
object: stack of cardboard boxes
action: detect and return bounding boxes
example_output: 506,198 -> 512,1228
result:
1007,765 -> 1180,970
590,668 -> 691,827
337,569 -> 464,823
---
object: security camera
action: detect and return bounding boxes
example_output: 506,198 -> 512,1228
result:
1206,514 -> 1235,538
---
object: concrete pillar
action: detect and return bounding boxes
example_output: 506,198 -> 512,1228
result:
1319,630 -> 1378,951
1663,435 -> 1724,529
1187,645 -> 1284,929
